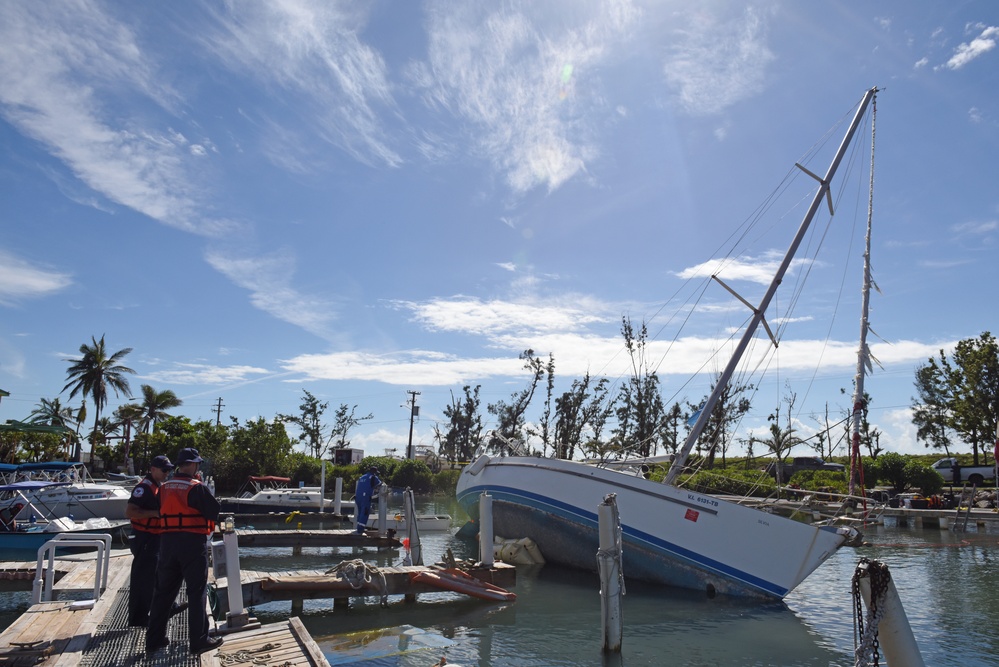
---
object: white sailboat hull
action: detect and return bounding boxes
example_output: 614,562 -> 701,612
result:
457,455 -> 857,599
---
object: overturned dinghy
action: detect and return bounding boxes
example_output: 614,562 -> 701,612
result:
410,568 -> 516,602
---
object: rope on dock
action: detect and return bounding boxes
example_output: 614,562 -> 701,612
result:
325,559 -> 389,607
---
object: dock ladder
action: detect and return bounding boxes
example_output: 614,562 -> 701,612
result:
32,533 -> 112,603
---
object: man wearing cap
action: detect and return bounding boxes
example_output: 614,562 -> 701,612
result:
126,455 -> 178,627
354,466 -> 383,534
145,448 -> 223,656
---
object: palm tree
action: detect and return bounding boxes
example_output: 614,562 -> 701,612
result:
29,396 -> 79,460
62,335 -> 135,462
138,384 -> 182,434
115,403 -> 144,474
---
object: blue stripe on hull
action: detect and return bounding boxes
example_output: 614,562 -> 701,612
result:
458,483 -> 788,599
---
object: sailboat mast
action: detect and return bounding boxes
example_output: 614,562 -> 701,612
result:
665,86 -> 879,486
849,98 -> 877,497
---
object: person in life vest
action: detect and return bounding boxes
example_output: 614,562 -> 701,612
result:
145,448 -> 223,657
354,466 -> 382,534
126,455 -> 188,626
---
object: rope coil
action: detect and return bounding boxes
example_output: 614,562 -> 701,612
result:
326,558 -> 389,607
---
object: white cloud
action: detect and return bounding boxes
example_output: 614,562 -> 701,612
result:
205,249 -> 339,340
395,295 -> 613,337
414,0 -> 639,193
944,25 -> 998,70
0,2 -> 233,237
675,252 -> 813,286
204,0 -> 400,168
144,362 -> 271,386
0,250 -> 73,305
662,6 -> 775,115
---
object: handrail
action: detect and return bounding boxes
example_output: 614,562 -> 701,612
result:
32,533 -> 112,603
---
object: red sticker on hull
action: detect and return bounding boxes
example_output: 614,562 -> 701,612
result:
685,508 -> 699,522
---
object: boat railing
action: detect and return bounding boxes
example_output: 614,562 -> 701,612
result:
32,532 -> 112,603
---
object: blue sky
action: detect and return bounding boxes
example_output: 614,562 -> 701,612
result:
1,1 -> 996,461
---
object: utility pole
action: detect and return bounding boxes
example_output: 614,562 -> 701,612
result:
214,397 -> 225,426
406,390 -> 421,460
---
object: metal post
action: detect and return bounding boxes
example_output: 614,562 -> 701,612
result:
479,492 -> 494,566
855,560 -> 924,666
334,477 -> 343,515
404,489 -> 423,566
598,494 -> 624,653
377,483 -> 389,536
319,460 -> 326,514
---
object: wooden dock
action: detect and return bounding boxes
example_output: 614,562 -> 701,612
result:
212,563 -> 517,613
233,528 -> 400,550
0,552 -> 332,666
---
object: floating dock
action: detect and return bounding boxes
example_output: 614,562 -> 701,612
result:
0,552 -> 332,666
212,563 -> 517,614
233,528 -> 400,550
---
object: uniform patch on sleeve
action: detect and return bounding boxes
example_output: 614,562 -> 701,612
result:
132,487 -> 145,498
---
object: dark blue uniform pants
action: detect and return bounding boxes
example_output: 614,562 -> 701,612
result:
128,531 -> 160,626
146,533 -> 210,648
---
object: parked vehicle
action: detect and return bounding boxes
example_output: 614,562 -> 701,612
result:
765,457 -> 846,483
931,458 -> 996,486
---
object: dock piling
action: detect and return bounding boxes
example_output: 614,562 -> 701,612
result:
597,494 -> 624,653
478,492 -> 494,567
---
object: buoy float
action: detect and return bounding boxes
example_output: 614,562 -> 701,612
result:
409,568 -> 516,602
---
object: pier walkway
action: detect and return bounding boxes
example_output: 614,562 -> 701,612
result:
0,552 -> 331,667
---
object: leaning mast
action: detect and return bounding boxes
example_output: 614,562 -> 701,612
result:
665,86 -> 879,486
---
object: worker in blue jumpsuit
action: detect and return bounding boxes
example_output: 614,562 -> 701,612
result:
354,467 -> 382,534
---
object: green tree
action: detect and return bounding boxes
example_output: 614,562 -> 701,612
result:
277,389 -> 328,458
487,350 -> 544,455
691,375 -> 753,468
911,332 -> 999,465
62,335 -> 135,462
525,354 -> 556,456
552,373 -> 612,460
434,385 -> 483,465
328,403 -> 373,457
874,452 -> 908,494
139,384 -> 182,434
28,396 -> 79,459
751,390 -> 802,485
613,318 -> 666,458
114,403 -> 144,474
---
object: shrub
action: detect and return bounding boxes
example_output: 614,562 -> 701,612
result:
431,469 -> 462,494
391,459 -> 433,493
791,470 -> 849,496
874,452 -> 908,493
906,460 -> 944,496
685,469 -> 776,498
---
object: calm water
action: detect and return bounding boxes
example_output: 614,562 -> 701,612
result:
3,498 -> 997,666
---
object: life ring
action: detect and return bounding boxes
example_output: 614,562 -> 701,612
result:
409,568 -> 516,602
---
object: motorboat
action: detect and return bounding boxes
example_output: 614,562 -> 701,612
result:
0,463 -> 132,521
0,484 -> 130,554
365,513 -> 452,532
218,476 -> 354,514
457,87 -> 881,600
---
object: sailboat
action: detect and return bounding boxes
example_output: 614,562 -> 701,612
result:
456,87 -> 880,600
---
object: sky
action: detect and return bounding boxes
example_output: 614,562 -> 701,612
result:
1,1 -> 997,463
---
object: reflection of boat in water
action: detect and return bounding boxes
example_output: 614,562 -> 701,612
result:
0,463 -> 132,520
457,88 -> 881,600
218,476 -> 355,514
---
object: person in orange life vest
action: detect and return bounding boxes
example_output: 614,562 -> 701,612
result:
145,448 -> 223,656
354,466 -> 382,534
126,455 -> 188,626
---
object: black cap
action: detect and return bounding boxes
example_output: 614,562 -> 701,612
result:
368,466 -> 379,474
176,448 -> 204,465
150,455 -> 174,471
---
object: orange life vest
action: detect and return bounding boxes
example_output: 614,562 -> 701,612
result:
130,477 -> 163,534
159,477 -> 215,535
